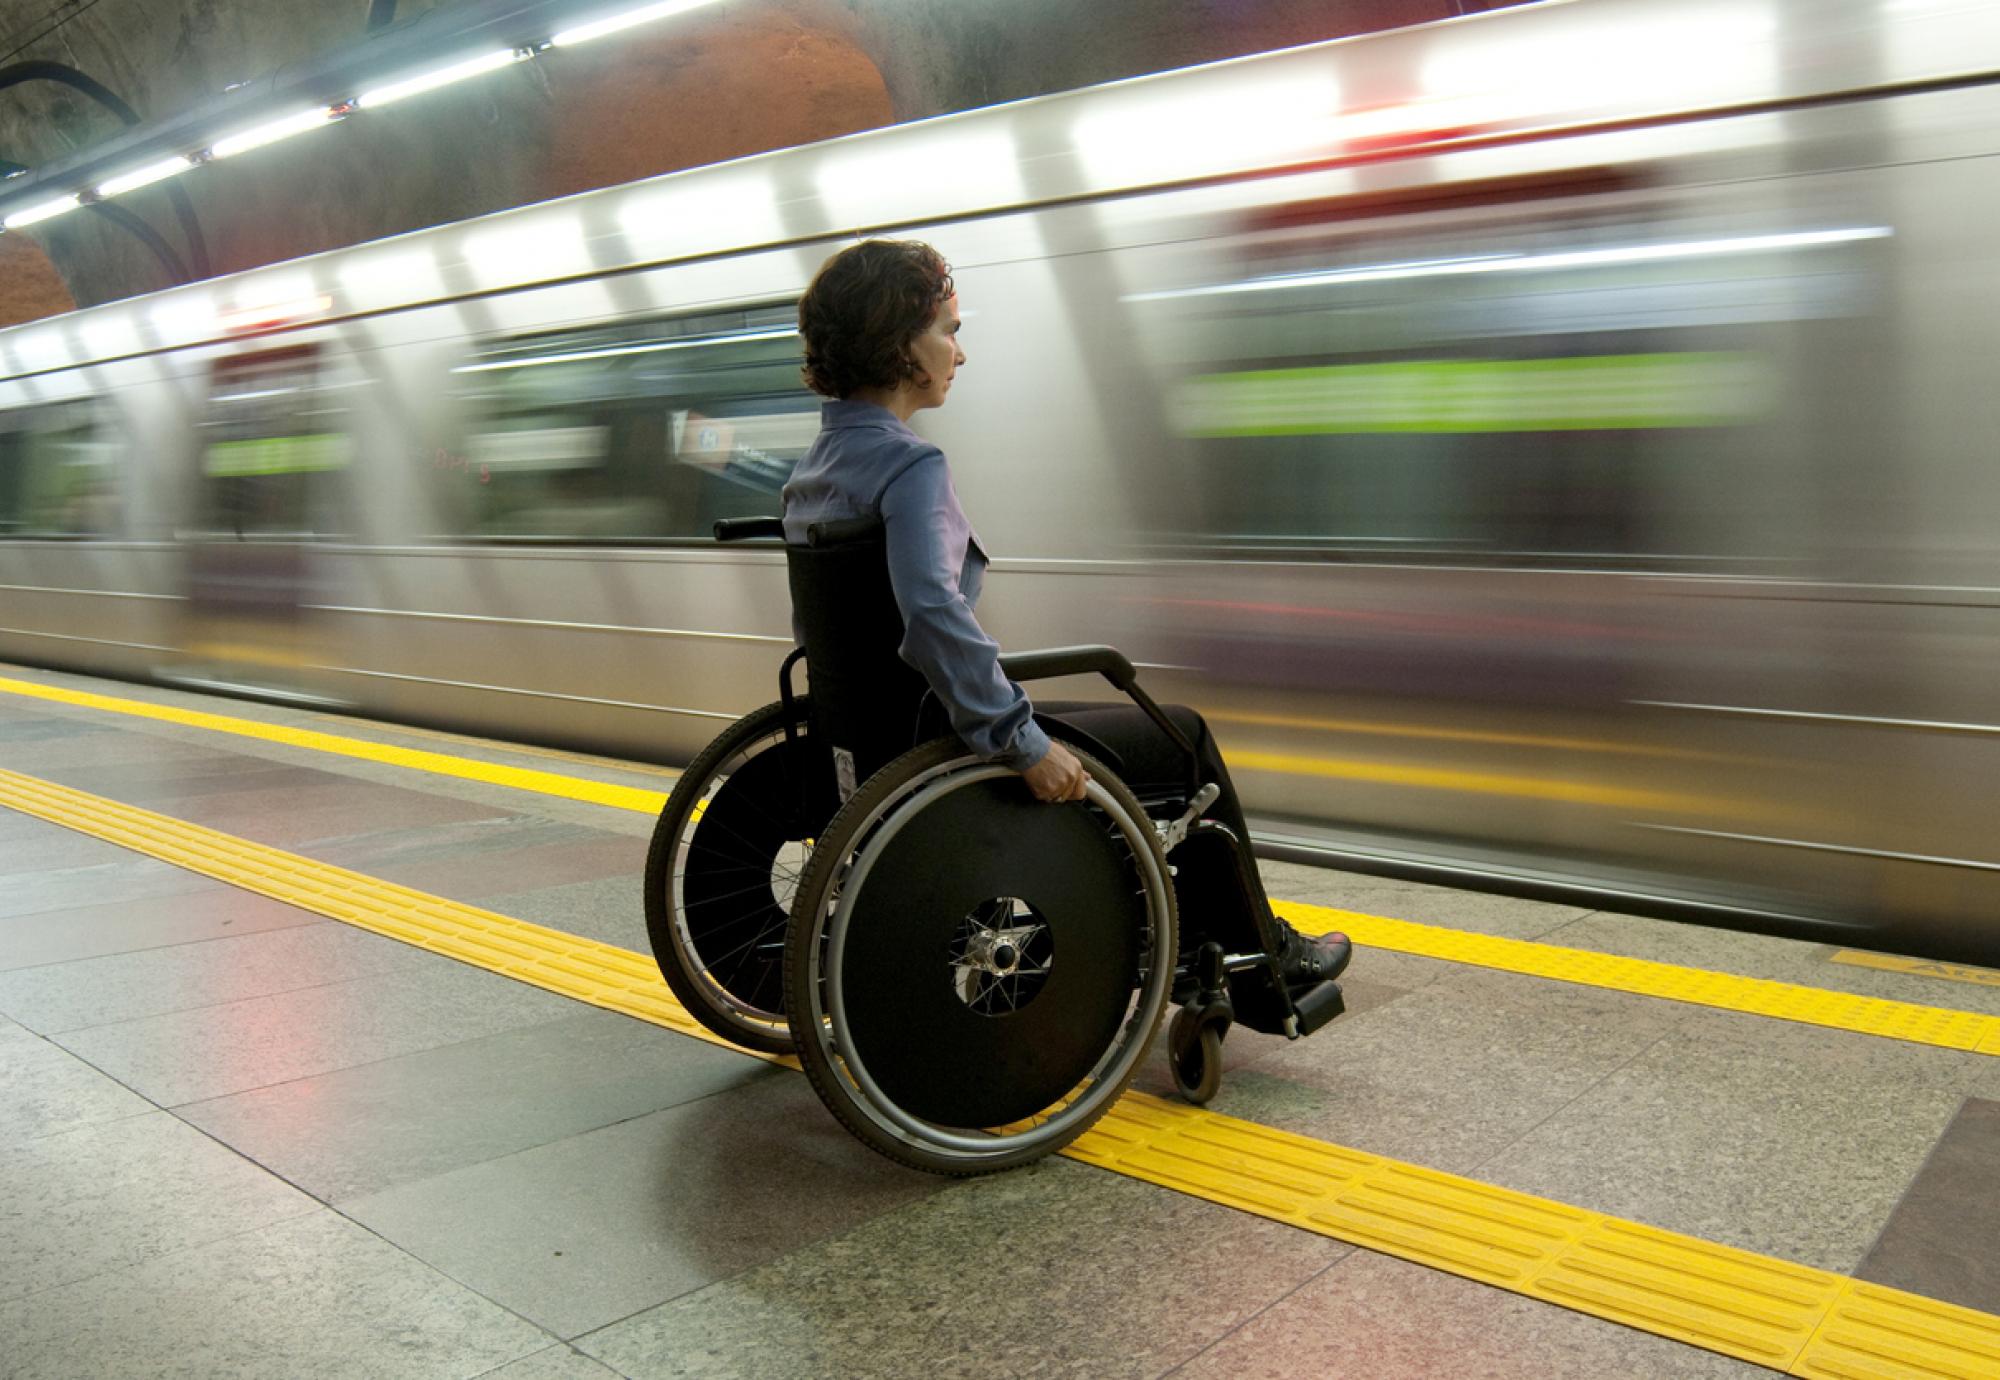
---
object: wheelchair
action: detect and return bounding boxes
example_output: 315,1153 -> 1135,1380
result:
644,515 -> 1346,1174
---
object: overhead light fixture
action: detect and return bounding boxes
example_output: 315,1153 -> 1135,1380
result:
210,107 -> 339,159
95,156 -> 194,199
3,194 -> 81,230
356,49 -> 523,109
551,0 -> 723,47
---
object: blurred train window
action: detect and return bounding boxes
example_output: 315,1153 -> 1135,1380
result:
443,303 -> 812,543
1154,183 -> 1886,569
192,346 -> 355,539
0,398 -> 123,538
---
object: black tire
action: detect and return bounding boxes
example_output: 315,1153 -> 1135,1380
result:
644,698 -> 829,1054
1169,1007 -> 1224,1106
784,737 -> 1176,1175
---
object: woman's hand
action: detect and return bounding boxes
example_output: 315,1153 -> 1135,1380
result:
1021,740 -> 1090,803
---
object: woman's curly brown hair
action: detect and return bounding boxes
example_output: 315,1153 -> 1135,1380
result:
799,239 -> 955,399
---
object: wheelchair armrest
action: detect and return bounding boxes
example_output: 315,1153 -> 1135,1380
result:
999,645 -> 1137,693
713,517 -> 786,543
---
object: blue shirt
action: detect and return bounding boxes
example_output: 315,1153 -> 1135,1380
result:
782,399 -> 1051,772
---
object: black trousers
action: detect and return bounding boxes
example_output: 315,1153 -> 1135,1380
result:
1035,699 -> 1276,944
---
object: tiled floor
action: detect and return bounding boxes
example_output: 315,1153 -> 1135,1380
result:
2,668 -> 1994,1378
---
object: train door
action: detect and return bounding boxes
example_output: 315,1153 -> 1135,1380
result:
172,344 -> 356,705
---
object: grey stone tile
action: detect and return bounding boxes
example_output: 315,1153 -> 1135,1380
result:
45,757 -> 329,806
0,883 -> 323,971
364,831 -> 647,902
1174,1250 -> 1768,1380
1857,1097 -> 2000,1314
0,1109 -> 317,1303
0,853 -> 217,920
0,918 -> 421,1033
0,818 -> 143,873
149,774 -> 519,852
484,874 -> 650,954
1670,1004 -> 1996,1101
345,1070 -> 944,1340
0,726 -> 222,773
0,1034 -> 155,1145
580,1157 -> 1348,1380
477,1346 -> 629,1380
53,955 -> 580,1106
1542,911 -> 2000,1017
1205,970 -> 1681,1174
0,1209 -> 553,1380
181,1007 -> 770,1203
1477,1030 -> 1964,1272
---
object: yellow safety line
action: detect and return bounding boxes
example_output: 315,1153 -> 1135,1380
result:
299,709 -> 685,780
2,764 -> 1996,1377
1205,707 -> 1726,761
1226,747 -> 1728,814
6,669 -> 1997,1059
0,673 -> 669,815
1830,949 -> 2000,993
1279,903 -> 2000,1059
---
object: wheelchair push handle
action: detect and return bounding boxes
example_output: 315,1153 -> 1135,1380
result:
1000,645 -> 1202,791
714,516 -> 786,543
1000,646 -> 1136,692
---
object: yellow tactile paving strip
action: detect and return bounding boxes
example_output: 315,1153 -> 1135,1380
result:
0,673 -> 670,815
3,763 -> 1997,1376
1277,905 -> 2000,1059
6,668 -> 2000,1060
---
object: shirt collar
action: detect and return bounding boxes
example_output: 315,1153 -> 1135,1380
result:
819,398 -> 913,433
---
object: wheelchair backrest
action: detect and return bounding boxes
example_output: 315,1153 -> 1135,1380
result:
785,516 -> 932,800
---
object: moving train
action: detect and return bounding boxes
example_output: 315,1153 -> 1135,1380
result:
4,0 -> 1999,961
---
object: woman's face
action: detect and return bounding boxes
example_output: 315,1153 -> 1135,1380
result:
907,294 -> 965,411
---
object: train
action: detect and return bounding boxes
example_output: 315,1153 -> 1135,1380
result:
4,0 -> 1999,962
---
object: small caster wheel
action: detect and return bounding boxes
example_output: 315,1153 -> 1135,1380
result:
1169,1007 -> 1224,1105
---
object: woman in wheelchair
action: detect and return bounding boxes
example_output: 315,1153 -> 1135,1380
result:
644,238 -> 1350,1173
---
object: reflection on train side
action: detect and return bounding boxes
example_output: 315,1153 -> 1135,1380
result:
443,304 -> 811,543
0,399 -> 121,538
1135,177 -> 1890,719
173,345 -> 355,703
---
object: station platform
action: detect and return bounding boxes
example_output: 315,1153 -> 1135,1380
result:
3,660 -> 2000,1380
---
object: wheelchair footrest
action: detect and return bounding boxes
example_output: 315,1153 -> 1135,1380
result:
1289,979 -> 1345,1038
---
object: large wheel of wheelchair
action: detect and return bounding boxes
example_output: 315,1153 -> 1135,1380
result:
645,698 -> 830,1054
785,738 -> 1177,1175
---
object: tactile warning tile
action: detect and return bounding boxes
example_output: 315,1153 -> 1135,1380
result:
1280,902 -> 2000,1057
1073,1097 -> 2000,1376
0,673 -> 669,815
1797,1282 -> 2000,1379
0,764 -> 717,1049
7,762 -> 2000,1375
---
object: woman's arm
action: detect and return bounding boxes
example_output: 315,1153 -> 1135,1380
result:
879,450 -> 1052,771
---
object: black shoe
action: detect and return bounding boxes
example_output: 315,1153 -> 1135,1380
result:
1272,917 -> 1351,987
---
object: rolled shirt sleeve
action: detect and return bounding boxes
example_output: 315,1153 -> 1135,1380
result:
878,451 -> 1051,772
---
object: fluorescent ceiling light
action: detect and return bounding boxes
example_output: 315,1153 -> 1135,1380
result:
96,156 -> 194,199
3,194 -> 81,230
551,0 -> 723,47
210,107 -> 337,159
357,49 -> 521,108
1128,226 -> 1894,300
